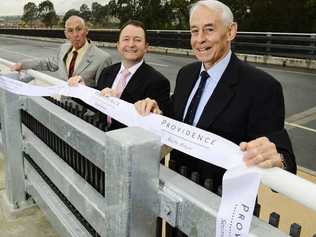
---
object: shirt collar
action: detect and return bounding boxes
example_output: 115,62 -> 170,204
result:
200,50 -> 232,83
119,60 -> 144,75
70,40 -> 89,54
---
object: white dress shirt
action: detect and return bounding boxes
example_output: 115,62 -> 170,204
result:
111,60 -> 144,89
183,50 -> 232,126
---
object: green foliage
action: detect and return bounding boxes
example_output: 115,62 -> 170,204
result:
38,0 -> 58,28
21,2 -> 38,27
91,2 -> 109,26
79,4 -> 92,22
20,0 -> 315,32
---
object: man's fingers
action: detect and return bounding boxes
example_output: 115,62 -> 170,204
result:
239,142 -> 248,151
242,136 -> 280,168
134,98 -> 160,116
100,88 -> 112,96
243,137 -> 269,150
68,76 -> 82,87
10,63 -> 22,71
145,98 -> 157,114
134,100 -> 143,115
257,158 -> 276,169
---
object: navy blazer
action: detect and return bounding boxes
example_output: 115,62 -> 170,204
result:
97,61 -> 172,130
170,53 -> 296,190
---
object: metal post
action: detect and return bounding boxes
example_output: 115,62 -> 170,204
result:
104,127 -> 161,237
0,89 -> 26,208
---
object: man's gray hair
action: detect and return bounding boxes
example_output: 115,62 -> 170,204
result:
189,0 -> 234,26
65,15 -> 86,27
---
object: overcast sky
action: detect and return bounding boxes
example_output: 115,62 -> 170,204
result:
0,0 -> 108,16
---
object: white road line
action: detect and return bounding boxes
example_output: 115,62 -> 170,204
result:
147,61 -> 169,67
286,106 -> 316,123
257,66 -> 316,77
285,122 -> 316,133
0,48 -> 37,59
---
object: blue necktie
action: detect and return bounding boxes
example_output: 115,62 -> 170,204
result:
183,71 -> 210,125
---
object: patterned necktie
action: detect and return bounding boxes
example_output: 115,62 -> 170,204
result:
107,68 -> 130,125
68,51 -> 78,78
115,68 -> 130,97
183,71 -> 210,125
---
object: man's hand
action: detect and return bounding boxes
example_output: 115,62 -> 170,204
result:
134,98 -> 161,116
240,137 -> 283,168
100,87 -> 120,97
10,63 -> 22,72
68,75 -> 85,86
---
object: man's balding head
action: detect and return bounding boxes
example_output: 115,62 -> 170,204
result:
64,15 -> 88,50
65,15 -> 86,28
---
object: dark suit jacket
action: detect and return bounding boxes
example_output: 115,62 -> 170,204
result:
97,61 -> 171,130
170,53 -> 296,191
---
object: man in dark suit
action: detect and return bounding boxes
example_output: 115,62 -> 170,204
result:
135,0 -> 296,189
97,20 -> 171,130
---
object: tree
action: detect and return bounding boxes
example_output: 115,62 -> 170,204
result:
91,2 -> 106,24
107,0 -> 117,16
21,2 -> 38,27
38,0 -> 58,28
239,0 -> 307,32
115,0 -> 140,25
136,0 -> 164,29
305,0 -> 316,32
168,0 -> 196,29
63,9 -> 80,25
79,4 -> 92,22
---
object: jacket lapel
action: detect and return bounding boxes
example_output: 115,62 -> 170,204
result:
120,62 -> 145,100
74,44 -> 93,75
62,44 -> 72,77
176,62 -> 201,121
196,54 -> 240,129
106,64 -> 121,88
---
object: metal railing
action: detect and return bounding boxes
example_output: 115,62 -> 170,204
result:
0,28 -> 315,60
0,59 -> 316,237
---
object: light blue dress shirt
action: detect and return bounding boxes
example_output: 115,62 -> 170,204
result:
183,50 -> 232,126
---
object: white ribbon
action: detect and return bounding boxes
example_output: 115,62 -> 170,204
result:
0,75 -> 261,237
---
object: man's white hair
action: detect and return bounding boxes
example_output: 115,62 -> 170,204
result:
65,15 -> 86,28
189,0 -> 234,26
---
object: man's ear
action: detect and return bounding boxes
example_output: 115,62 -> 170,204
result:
227,22 -> 237,41
144,42 -> 149,52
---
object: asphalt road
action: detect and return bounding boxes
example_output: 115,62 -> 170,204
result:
0,36 -> 315,172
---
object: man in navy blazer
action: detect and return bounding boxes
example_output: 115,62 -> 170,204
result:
136,0 -> 296,190
97,20 -> 171,130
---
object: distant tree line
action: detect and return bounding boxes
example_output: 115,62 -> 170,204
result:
21,0 -> 316,32
22,1 -> 58,28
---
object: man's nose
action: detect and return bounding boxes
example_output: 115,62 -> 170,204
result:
128,39 -> 136,47
196,30 -> 206,43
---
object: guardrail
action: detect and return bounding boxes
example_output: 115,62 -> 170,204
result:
0,59 -> 316,237
0,28 -> 315,60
